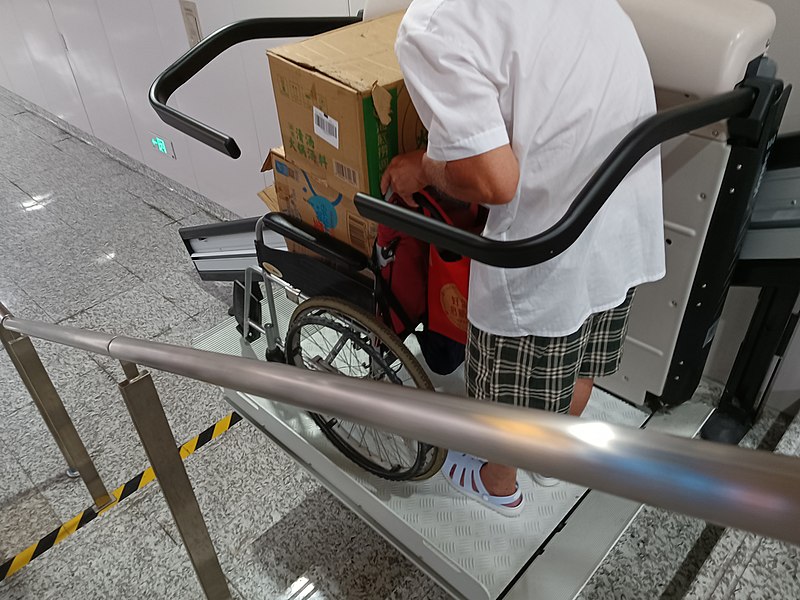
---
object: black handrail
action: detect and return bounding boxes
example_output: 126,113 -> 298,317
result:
149,16 -> 361,158
355,86 -> 761,268
149,18 -> 780,270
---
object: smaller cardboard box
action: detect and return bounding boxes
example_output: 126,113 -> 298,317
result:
257,184 -> 280,212
263,147 -> 377,257
267,11 -> 427,198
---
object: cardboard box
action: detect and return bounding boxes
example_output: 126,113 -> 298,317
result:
267,11 -> 427,197
257,184 -> 280,212
265,147 -> 377,257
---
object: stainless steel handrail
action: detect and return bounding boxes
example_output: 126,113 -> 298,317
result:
3,310 -> 800,547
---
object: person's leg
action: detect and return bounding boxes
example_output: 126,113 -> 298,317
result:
478,289 -> 637,500
570,377 -> 594,416
482,377 -> 590,494
575,288 -> 637,414
479,463 -> 518,496
469,326 -> 588,497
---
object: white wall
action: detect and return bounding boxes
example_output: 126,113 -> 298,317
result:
49,0 -> 142,161
1,0 -> 90,130
763,0 -> 800,132
0,0 -> 352,216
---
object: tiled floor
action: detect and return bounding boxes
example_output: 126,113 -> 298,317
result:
0,89 -> 450,600
1,87 -> 799,600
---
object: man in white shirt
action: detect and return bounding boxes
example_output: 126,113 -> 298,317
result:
381,0 -> 665,516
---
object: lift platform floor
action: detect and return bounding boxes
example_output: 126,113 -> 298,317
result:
193,291 -> 711,600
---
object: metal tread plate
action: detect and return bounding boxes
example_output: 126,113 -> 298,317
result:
194,292 -> 650,599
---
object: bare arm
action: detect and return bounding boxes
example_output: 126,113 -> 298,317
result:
423,145 -> 519,205
380,144 -> 519,206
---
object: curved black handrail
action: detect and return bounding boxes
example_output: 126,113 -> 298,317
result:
355,87 -> 759,268
149,16 -> 361,158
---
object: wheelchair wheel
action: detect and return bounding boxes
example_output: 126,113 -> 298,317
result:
285,296 -> 446,481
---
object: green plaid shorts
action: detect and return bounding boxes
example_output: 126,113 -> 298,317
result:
465,289 -> 635,414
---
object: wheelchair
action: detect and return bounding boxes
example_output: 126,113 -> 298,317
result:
235,206 -> 448,481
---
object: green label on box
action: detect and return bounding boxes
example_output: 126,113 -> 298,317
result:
363,91 -> 399,197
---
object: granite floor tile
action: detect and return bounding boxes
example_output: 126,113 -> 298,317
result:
0,499 -> 207,599
152,315 -> 212,347
743,536 -> 800,583
15,258 -> 140,323
104,169 -> 169,199
9,161 -> 109,202
0,139 -> 66,183
730,558 -> 800,600
62,280 -> 189,340
0,440 -> 61,560
147,368 -> 231,444
9,111 -> 70,143
32,467 -> 112,525
0,276 -> 110,396
0,96 -> 24,116
36,183 -> 173,233
227,488 -> 424,600
91,217 -> 199,282
775,412 -> 800,456
0,278 -> 52,320
382,572 -> 449,600
0,173 -> 30,209
176,211 -> 225,228
0,363 -> 139,484
0,191 -> 70,254
578,506 -> 709,600
29,337 -> 109,385
0,356 -> 31,415
191,298 -> 234,333
698,532 -> 762,600
129,421 -> 318,559
60,280 -> 201,374
145,268 -> 228,322
140,188 -> 202,222
53,137 -> 130,180
0,284 -> 66,414
25,415 -> 148,524
0,114 -> 31,145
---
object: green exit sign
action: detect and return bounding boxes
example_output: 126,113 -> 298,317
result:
152,137 -> 168,153
149,133 -> 176,159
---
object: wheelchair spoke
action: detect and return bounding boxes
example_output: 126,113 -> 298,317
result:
286,299 -> 438,480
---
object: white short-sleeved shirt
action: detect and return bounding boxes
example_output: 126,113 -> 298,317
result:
396,0 -> 666,337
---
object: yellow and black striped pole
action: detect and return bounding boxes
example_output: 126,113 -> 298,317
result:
0,411 -> 242,580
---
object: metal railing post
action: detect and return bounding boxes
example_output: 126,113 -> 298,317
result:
116,362 -> 231,600
0,305 -> 114,510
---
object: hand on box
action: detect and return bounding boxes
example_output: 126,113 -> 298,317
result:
380,149 -> 429,204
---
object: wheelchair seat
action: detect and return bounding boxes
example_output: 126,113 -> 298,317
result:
263,212 -> 369,273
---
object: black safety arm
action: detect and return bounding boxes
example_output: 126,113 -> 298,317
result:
355,85 -> 765,268
149,16 -> 361,158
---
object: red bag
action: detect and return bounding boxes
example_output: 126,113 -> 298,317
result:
417,191 -> 481,345
376,197 -> 428,337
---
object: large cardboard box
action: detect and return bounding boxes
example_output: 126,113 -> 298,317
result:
267,11 -> 427,198
264,147 -> 377,257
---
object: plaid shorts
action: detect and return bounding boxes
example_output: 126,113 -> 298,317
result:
465,289 -> 635,413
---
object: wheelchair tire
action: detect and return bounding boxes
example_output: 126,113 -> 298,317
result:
285,296 -> 446,481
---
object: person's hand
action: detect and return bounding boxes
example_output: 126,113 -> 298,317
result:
380,149 -> 428,203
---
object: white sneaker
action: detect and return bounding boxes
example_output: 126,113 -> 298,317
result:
531,473 -> 560,487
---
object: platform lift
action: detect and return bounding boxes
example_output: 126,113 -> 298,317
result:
153,0 -> 792,597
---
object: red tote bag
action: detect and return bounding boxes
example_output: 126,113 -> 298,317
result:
416,191 -> 481,346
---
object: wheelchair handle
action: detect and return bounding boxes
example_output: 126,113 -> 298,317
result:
149,16 -> 361,158
356,83 -> 777,268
